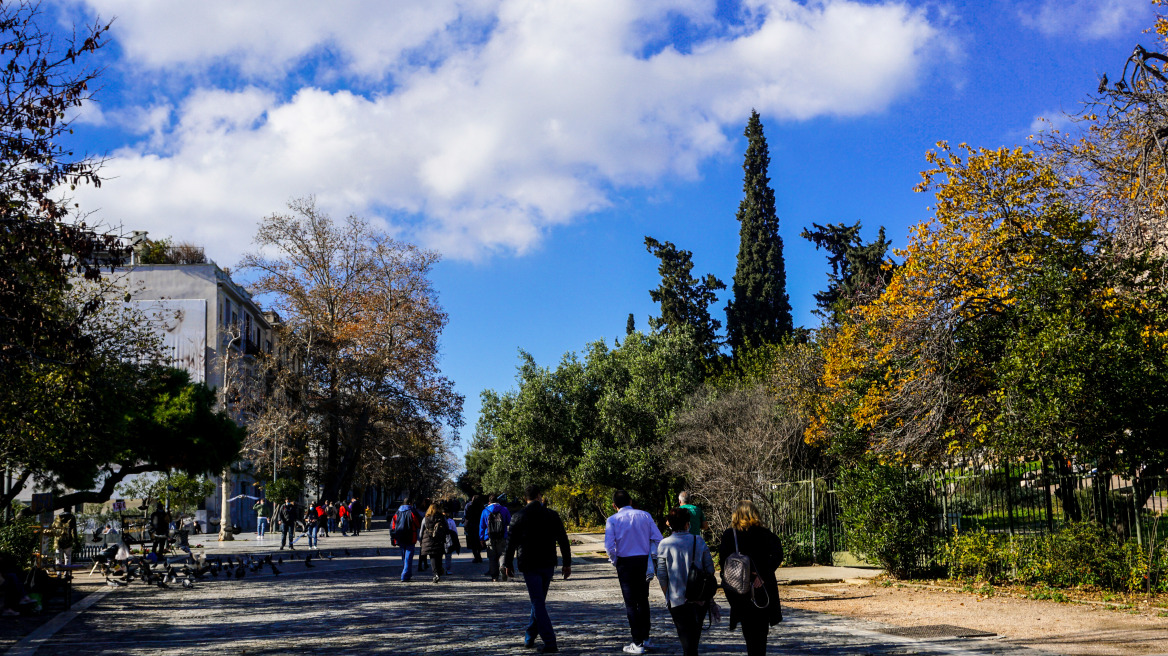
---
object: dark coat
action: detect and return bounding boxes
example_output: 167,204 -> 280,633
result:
718,525 -> 783,628
504,501 -> 571,573
419,515 -> 450,556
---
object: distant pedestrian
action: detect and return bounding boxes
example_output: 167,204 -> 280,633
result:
418,497 -> 433,571
444,509 -> 460,574
677,491 -> 708,536
390,498 -> 423,581
479,494 -> 511,582
464,495 -> 486,563
350,498 -> 363,537
315,500 -> 329,538
327,501 -> 339,535
52,510 -> 77,567
604,489 -> 662,655
719,500 -> 783,656
149,503 -> 171,556
365,505 -> 373,532
418,504 -> 451,583
253,497 -> 273,539
339,501 -> 350,535
656,508 -> 715,656
304,504 -> 320,548
277,498 -> 299,550
504,485 -> 572,654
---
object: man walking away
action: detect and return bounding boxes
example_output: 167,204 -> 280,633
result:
350,498 -> 363,536
339,501 -> 350,536
390,499 -> 423,582
505,485 -> 572,654
479,494 -> 511,582
464,495 -> 485,563
149,503 -> 171,556
677,491 -> 708,537
604,489 -> 663,655
278,497 -> 299,550
253,497 -> 273,539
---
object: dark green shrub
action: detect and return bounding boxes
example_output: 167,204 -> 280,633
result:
837,460 -> 937,578
262,477 -> 303,504
0,517 -> 40,568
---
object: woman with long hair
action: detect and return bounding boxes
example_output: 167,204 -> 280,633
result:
718,500 -> 783,656
418,503 -> 451,583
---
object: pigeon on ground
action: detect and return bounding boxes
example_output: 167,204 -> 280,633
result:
344,549 -> 350,557
235,565 -> 245,579
277,556 -> 283,565
269,563 -> 281,576
304,553 -> 314,568
182,578 -> 195,589
375,548 -> 381,556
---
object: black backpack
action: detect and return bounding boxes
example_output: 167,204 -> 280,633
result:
487,508 -> 506,539
392,509 -> 414,542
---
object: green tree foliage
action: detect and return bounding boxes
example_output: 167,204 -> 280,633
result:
263,477 -> 303,504
468,330 -> 705,514
726,110 -> 792,354
644,236 -> 725,357
117,472 -> 216,515
800,221 -> 893,323
626,313 -> 635,336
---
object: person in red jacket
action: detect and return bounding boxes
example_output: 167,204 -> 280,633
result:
390,499 -> 423,582
338,502 -> 351,536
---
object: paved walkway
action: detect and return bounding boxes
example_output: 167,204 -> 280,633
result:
6,525 -> 1043,656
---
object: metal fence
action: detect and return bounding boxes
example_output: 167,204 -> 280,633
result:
765,463 -> 1168,565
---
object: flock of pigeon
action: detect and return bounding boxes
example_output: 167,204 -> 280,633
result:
97,548 -> 364,590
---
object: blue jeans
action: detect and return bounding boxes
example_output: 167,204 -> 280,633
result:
341,517 -> 349,535
328,518 -> 336,534
444,551 -> 452,572
400,545 -> 416,581
523,568 -> 556,648
257,517 -> 268,537
307,525 -> 319,548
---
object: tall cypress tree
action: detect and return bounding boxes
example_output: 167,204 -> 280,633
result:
644,236 -> 725,357
726,110 -> 792,354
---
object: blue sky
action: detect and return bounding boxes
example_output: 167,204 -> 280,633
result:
58,0 -> 1154,458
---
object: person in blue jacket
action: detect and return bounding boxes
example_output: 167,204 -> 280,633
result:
479,493 -> 512,582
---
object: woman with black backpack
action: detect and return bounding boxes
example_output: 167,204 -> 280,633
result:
718,500 -> 783,656
656,508 -> 716,656
418,504 -> 450,583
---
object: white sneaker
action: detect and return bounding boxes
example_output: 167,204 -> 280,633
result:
622,644 -> 645,655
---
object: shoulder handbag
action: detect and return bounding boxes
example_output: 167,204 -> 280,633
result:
722,528 -> 770,609
684,534 -> 718,603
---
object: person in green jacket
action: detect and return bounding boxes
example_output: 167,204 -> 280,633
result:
677,491 -> 707,537
253,497 -> 273,539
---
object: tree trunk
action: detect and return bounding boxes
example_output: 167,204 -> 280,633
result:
218,465 -> 234,541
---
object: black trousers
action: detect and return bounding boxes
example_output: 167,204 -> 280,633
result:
669,603 -> 705,656
486,538 -> 505,580
615,555 -> 651,646
741,615 -> 769,656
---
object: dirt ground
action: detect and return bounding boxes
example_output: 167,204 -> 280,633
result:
780,581 -> 1168,656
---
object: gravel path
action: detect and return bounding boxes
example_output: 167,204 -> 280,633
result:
781,582 -> 1168,656
6,550 -> 1037,656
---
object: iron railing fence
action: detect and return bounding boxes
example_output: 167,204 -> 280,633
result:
764,464 -> 1168,566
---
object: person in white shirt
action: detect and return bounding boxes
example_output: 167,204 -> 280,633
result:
604,489 -> 663,655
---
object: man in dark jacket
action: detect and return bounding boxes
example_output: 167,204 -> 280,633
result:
504,485 -> 572,654
277,498 -> 299,550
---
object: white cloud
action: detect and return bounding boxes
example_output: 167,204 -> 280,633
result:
75,0 -> 939,262
1020,0 -> 1150,40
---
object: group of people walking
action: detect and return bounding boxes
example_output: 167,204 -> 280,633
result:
388,487 -> 783,655
253,497 -> 369,550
